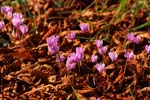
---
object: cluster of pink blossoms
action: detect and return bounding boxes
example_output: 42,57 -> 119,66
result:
127,33 -> 141,44
66,47 -> 84,71
96,40 -> 108,55
94,39 -> 135,73
46,34 -> 84,71
46,23 -> 150,74
1,6 -> 13,18
46,23 -> 89,71
0,6 -> 28,37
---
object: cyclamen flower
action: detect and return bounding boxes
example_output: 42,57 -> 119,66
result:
46,35 -> 60,55
12,13 -> 24,27
12,18 -> 22,27
0,6 -> 13,18
73,47 -> 84,62
47,35 -> 59,46
134,35 -> 141,44
95,40 -> 108,55
95,63 -> 105,73
98,46 -> 108,55
66,47 -> 84,71
79,23 -> 89,32
127,33 -> 135,43
1,6 -> 13,13
108,51 -> 118,62
66,56 -> 77,71
127,33 -> 141,44
145,44 -> 150,54
124,51 -> 134,60
96,40 -> 103,48
65,31 -> 76,40
19,25 -> 28,34
91,55 -> 98,63
76,47 -> 84,56
0,20 -> 5,29
13,13 -> 23,19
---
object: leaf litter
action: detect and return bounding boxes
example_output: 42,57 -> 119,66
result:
0,0 -> 150,99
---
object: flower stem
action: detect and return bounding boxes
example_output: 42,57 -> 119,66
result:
120,60 -> 127,88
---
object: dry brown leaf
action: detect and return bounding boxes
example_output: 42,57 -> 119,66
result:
3,74 -> 13,81
113,73 -> 123,84
41,23 -> 57,42
105,64 -> 115,70
22,84 -> 56,97
137,87 -> 150,93
17,76 -> 33,84
32,64 -> 55,79
76,87 -> 95,95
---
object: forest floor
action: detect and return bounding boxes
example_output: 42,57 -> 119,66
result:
0,0 -> 150,100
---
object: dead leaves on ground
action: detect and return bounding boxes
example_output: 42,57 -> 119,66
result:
1,0 -> 150,99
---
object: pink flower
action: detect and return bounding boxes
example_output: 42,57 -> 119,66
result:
127,33 -> 141,44
145,44 -> 150,54
124,51 -> 134,60
134,35 -> 141,44
65,47 -> 84,71
47,45 -> 59,55
0,20 -> 5,29
76,47 -> 84,55
91,55 -> 98,63
127,33 -> 135,43
108,51 -> 118,62
19,25 -> 28,34
66,56 -> 77,71
79,23 -> 89,32
46,35 -> 59,46
1,6 -> 13,13
13,13 -> 23,19
65,31 -> 76,40
96,40 -> 103,48
98,46 -> 108,55
74,47 -> 84,62
12,18 -> 22,27
46,35 -> 60,55
96,40 -> 108,55
12,13 -> 24,27
0,6 -> 13,18
95,63 -> 105,73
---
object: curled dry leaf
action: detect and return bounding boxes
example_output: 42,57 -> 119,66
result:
17,76 -> 33,84
137,87 -> 150,93
22,84 -> 56,98
31,64 -> 55,79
